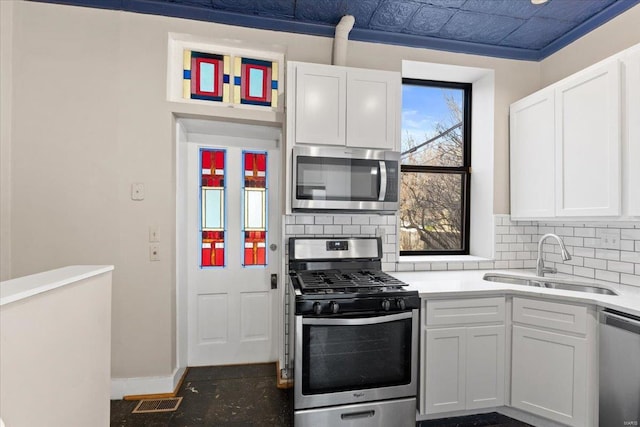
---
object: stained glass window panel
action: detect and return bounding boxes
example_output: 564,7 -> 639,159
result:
203,189 -> 224,229
242,151 -> 267,266
235,57 -> 277,107
245,189 -> 265,229
199,62 -> 216,93
249,68 -> 265,98
200,148 -> 226,268
183,50 -> 230,103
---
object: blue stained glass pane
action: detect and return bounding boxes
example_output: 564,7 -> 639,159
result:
203,189 -> 223,229
249,68 -> 264,98
199,62 -> 215,92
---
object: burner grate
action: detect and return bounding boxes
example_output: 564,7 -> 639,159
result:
297,269 -> 405,290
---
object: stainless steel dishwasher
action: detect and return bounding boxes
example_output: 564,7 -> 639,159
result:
600,309 -> 640,427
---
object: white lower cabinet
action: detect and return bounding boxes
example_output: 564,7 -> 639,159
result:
510,297 -> 595,427
421,298 -> 505,415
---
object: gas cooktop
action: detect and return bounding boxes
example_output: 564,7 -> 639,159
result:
295,269 -> 406,290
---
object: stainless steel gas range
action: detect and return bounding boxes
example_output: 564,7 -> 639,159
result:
287,237 -> 420,426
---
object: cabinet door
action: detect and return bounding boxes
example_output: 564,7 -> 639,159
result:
294,63 -> 346,146
511,325 -> 587,427
509,89 -> 555,219
624,49 -> 640,216
424,327 -> 466,414
555,60 -> 621,216
346,69 -> 399,150
465,325 -> 505,410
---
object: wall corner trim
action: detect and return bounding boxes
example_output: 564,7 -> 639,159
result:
111,367 -> 187,400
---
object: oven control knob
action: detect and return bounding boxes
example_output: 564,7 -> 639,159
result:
381,299 -> 391,311
329,301 -> 340,314
396,298 -> 406,310
312,302 -> 323,315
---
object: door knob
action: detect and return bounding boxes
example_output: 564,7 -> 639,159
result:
269,244 -> 277,251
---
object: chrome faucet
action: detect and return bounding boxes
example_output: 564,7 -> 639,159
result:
536,233 -> 572,277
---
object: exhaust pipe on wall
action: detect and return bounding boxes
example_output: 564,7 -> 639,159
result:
332,15 -> 355,66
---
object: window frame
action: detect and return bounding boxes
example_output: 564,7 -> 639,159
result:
399,78 -> 472,256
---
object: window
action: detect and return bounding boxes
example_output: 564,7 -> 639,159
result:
400,79 -> 471,255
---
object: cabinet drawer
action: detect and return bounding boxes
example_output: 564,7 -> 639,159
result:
513,297 -> 587,335
425,297 -> 505,326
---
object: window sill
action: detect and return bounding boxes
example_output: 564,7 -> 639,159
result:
399,255 -> 494,264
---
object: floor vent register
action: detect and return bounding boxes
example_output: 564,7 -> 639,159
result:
132,397 -> 183,414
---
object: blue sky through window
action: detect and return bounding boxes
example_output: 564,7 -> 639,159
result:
401,84 -> 463,152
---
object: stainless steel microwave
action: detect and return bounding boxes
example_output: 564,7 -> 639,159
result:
292,146 -> 400,214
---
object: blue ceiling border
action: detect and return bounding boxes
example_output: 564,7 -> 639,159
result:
28,0 -> 640,62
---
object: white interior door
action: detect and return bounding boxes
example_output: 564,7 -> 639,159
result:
186,138 -> 280,366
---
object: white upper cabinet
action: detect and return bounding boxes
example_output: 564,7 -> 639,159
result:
623,48 -> 640,216
555,60 -> 621,217
294,63 -> 347,146
510,88 -> 555,219
510,53 -> 626,220
289,61 -> 400,150
346,68 -> 398,150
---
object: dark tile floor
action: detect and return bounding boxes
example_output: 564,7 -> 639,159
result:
111,364 -> 532,427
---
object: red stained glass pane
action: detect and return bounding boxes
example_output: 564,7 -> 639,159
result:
256,154 -> 266,172
202,248 -> 212,267
202,151 -> 212,169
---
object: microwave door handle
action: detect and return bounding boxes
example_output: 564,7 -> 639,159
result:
378,161 -> 387,201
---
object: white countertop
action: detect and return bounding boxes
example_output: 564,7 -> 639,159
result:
0,265 -> 114,306
391,269 -> 640,318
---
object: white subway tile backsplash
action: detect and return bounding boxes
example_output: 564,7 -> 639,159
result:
621,240 -> 635,251
295,215 -> 314,225
574,227 -> 595,238
596,270 -> 620,283
508,260 -> 524,269
595,248 -> 620,261
284,214 -> 639,288
304,225 -> 324,235
621,251 -> 640,263
607,260 -> 635,274
333,216 -> 352,225
447,262 -> 464,271
342,225 -> 361,234
556,264 -> 574,275
351,216 -> 370,225
361,225 -> 378,235
574,266 -> 595,279
621,229 -> 640,240
314,216 -> 334,225
369,216 -> 387,225
572,247 -> 595,258
585,257 -> 608,270
323,225 -> 342,235
285,224 -> 305,235
621,274 -> 640,287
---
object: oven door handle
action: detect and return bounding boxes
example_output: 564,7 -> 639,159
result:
302,311 -> 413,326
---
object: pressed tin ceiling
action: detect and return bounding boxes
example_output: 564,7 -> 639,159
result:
32,0 -> 640,60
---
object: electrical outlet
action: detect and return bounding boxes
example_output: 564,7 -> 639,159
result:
599,229 -> 620,250
150,244 -> 160,261
149,225 -> 160,242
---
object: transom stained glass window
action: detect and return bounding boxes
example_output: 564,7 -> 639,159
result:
242,151 -> 267,267
183,50 -> 279,108
234,57 -> 278,108
183,51 -> 230,103
200,149 -> 226,267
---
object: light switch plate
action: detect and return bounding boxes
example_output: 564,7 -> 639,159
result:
149,225 -> 159,242
131,183 -> 145,201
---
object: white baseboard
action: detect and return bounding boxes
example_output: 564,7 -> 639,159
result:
111,366 -> 186,399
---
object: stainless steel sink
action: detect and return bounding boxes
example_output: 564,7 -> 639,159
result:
483,273 -> 618,295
